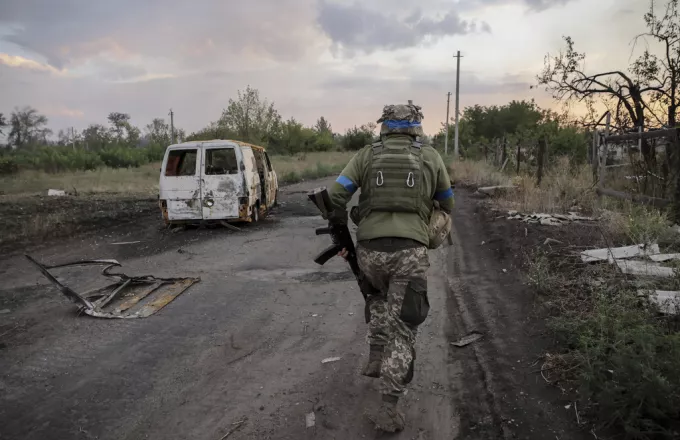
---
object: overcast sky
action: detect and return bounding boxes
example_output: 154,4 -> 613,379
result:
0,0 -> 649,136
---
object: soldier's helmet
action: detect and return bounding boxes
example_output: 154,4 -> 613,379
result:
377,102 -> 424,137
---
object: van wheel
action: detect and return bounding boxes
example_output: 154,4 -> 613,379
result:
251,205 -> 260,223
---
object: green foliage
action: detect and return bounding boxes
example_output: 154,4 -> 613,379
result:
0,155 -> 19,175
342,124 -> 376,151
551,287 -> 680,438
8,106 -> 51,147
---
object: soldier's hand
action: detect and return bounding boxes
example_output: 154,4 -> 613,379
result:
338,248 -> 349,260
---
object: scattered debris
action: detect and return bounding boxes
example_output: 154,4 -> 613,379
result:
321,357 -> 341,364
649,253 -> 680,262
543,238 -> 563,246
47,189 -> 66,197
311,314 -> 318,317
110,241 -> 141,245
615,260 -> 674,278
475,185 -> 516,197
508,211 -> 596,227
25,255 -> 200,319
638,290 -> 680,314
217,417 -> 248,440
451,332 -> 483,347
0,309 -> 10,314
581,244 -> 660,263
502,269 -> 508,273
305,412 -> 316,428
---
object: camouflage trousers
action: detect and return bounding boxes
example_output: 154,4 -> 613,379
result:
357,240 -> 430,397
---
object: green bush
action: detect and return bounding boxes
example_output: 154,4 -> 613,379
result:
551,288 -> 680,439
2,145 -> 165,173
0,156 -> 19,175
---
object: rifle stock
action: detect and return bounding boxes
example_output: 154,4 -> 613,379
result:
308,186 -> 379,314
314,244 -> 343,265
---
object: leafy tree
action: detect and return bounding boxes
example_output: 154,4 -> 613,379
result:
82,124 -> 111,150
314,116 -> 333,135
145,118 -> 171,146
8,106 -> 50,147
0,113 -> 7,136
218,85 -> 282,145
342,124 -> 376,151
107,112 -> 131,141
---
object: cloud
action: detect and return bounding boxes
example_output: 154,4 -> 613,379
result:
0,0 -> 323,70
0,53 -> 62,74
318,1 -> 487,54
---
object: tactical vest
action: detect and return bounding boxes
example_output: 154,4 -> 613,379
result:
358,139 -> 433,221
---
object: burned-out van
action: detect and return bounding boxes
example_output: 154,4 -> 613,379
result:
159,140 -> 278,225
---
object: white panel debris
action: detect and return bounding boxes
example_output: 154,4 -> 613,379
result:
615,260 -> 674,278
638,290 -> 680,315
649,253 -> 680,262
580,244 -> 661,263
47,189 -> 66,196
305,412 -> 316,428
507,211 -> 596,227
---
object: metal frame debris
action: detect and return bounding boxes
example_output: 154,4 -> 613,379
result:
25,255 -> 200,319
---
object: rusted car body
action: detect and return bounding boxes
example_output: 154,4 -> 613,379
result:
159,140 -> 278,225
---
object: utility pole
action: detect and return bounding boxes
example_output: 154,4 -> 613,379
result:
453,51 -> 463,159
169,109 -> 175,144
71,127 -> 75,151
444,92 -> 451,155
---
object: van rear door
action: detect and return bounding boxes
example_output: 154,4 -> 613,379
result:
160,147 -> 202,221
201,145 -> 243,220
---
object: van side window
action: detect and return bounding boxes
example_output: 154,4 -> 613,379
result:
264,152 -> 273,172
165,149 -> 197,176
206,148 -> 239,175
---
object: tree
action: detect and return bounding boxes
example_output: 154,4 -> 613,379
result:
82,124 -> 111,150
218,86 -> 282,145
0,113 -> 6,136
107,112 -> 140,146
634,0 -> 679,128
314,116 -> 333,135
342,123 -> 376,151
145,118 -> 171,146
8,106 -> 50,147
538,1 -> 679,168
107,112 -> 131,141
57,128 -> 81,148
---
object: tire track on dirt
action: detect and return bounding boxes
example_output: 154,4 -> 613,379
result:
445,193 -> 592,440
447,226 -> 510,439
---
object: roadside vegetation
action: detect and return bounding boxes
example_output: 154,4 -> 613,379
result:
446,1 -> 680,437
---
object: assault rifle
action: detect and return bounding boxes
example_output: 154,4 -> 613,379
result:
308,187 -> 378,320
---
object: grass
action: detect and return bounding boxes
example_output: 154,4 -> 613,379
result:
458,155 -> 680,437
526,202 -> 680,439
0,151 -> 355,196
452,157 -> 598,214
270,151 -> 354,184
0,163 -> 162,196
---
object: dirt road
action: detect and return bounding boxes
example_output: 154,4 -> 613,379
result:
0,178 -> 589,440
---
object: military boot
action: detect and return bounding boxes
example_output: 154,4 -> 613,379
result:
361,345 -> 383,378
371,395 -> 405,432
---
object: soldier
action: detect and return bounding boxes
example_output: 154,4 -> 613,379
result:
328,102 -> 454,432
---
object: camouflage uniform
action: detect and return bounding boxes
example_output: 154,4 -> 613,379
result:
328,102 -> 454,432
357,241 -> 429,397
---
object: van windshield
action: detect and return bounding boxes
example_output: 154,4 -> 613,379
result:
205,148 -> 239,175
165,149 -> 197,176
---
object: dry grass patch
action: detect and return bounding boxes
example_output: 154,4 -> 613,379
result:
1,163 -> 161,196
